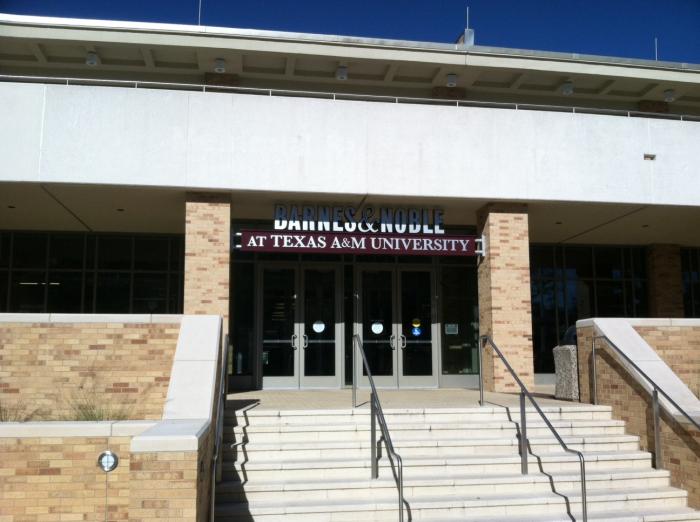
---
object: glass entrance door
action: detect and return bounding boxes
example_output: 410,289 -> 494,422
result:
259,265 -> 341,389
300,268 -> 341,388
355,267 -> 437,388
398,270 -> 437,387
260,266 -> 298,388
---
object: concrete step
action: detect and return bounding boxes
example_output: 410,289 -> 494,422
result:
215,469 -> 671,503
416,508 -> 700,522
225,419 -> 628,442
225,406 -> 615,427
214,486 -> 689,521
223,434 -> 641,460
222,450 -> 653,481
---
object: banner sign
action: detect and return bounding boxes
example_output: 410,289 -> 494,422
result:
238,230 -> 479,257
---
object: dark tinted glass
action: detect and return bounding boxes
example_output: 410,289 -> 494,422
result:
98,236 -> 132,270
232,263 -> 255,376
595,247 -> 623,279
13,234 -> 47,269
95,272 -> 131,312
134,238 -> 169,270
10,271 -> 46,312
596,281 -> 625,316
170,237 -> 184,271
564,246 -> 593,279
0,271 -> 8,311
47,272 -> 83,312
0,234 -> 9,267
530,246 -> 555,279
132,273 -> 168,313
49,235 -> 84,269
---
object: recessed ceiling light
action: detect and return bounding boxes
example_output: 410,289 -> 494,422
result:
555,221 -> 563,225
7,205 -> 15,209
116,208 -> 125,212
642,224 -> 649,228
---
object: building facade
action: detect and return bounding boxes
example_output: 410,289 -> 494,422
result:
1,13 -> 699,392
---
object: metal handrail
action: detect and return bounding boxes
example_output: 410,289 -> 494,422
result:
210,331 -> 229,522
0,73 -> 698,122
352,333 -> 405,522
591,334 -> 700,469
479,335 -> 588,521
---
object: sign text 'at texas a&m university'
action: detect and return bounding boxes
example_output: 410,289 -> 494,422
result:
235,205 -> 485,257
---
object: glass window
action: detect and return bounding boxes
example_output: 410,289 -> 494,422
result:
530,244 -> 649,373
563,246 -> 593,279
95,272 -> 131,312
135,237 -> 169,270
682,248 -> 700,317
10,271 -> 46,312
596,281 -> 625,316
12,233 -> 47,269
595,247 -> 624,279
132,273 -> 168,313
232,263 -> 255,376
0,271 -> 8,312
170,237 -> 184,272
98,236 -> 132,270
49,235 -> 84,269
47,272 -> 83,312
0,233 -> 10,268
440,266 -> 479,375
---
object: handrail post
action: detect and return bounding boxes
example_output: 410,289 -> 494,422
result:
352,338 -> 357,408
370,392 -> 378,479
591,336 -> 598,405
519,392 -> 528,475
478,336 -> 484,406
652,387 -> 663,469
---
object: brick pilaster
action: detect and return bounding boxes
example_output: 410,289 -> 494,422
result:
477,203 -> 534,392
647,244 -> 684,318
184,193 -> 231,335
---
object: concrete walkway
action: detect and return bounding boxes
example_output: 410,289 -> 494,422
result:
226,387 -> 577,411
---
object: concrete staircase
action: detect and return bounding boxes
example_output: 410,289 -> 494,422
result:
214,404 -> 700,521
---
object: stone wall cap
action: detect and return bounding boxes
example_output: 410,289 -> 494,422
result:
0,313 -> 184,324
577,317 -> 700,328
130,419 -> 209,453
0,420 -> 156,438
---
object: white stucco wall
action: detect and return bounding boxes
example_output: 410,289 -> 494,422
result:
1,81 -> 698,206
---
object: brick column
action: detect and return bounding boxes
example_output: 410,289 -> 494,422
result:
647,244 -> 684,318
184,193 -> 230,334
477,203 -> 534,392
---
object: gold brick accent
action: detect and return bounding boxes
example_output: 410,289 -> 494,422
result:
647,244 -> 684,318
577,325 -> 700,508
0,323 -> 179,420
184,192 -> 231,336
477,203 -> 534,392
0,436 -> 132,521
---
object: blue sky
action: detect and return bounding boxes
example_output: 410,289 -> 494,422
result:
3,0 -> 699,64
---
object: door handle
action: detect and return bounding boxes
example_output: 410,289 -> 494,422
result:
302,334 -> 309,348
389,334 -> 396,350
400,334 -> 407,349
291,334 -> 298,350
